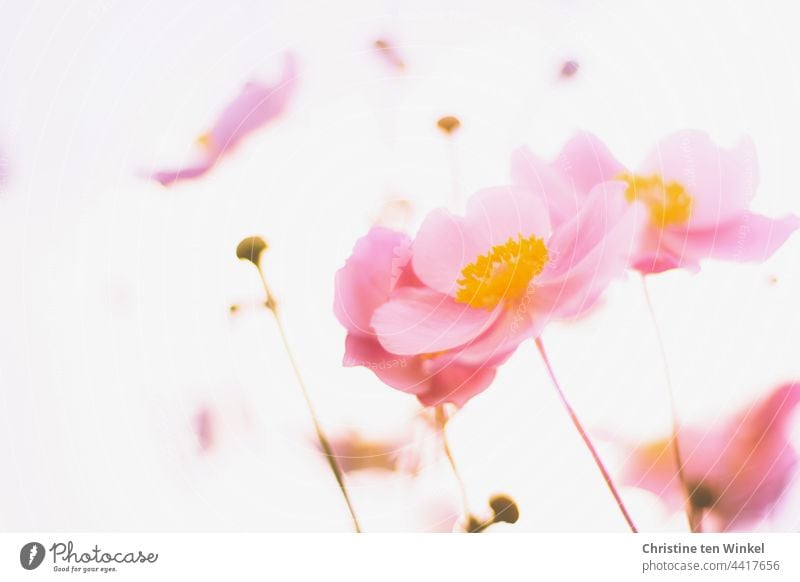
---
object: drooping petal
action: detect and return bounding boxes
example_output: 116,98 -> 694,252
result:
371,286 -> 500,355
334,227 -> 411,335
416,359 -> 497,408
412,185 -> 550,296
639,131 -> 759,229
667,211 -> 799,265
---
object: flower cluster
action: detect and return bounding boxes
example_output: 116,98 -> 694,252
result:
335,131 -> 798,407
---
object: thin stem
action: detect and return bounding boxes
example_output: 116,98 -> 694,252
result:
640,275 -> 696,532
534,337 -> 639,532
256,266 -> 362,533
435,405 -> 471,520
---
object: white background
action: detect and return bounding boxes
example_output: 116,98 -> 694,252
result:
1,0 -> 800,532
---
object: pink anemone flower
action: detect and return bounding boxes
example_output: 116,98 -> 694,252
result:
334,226 -> 500,407
151,53 -> 298,186
514,131 -> 799,274
368,183 -> 644,369
620,383 -> 800,531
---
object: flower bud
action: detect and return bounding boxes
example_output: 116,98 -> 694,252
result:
437,115 -> 461,135
236,236 -> 268,266
489,493 -> 520,524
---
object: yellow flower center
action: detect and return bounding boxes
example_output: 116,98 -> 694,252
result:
619,173 -> 693,227
455,234 -> 549,310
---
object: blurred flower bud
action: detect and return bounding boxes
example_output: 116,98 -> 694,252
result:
236,236 -> 268,266
489,493 -> 520,524
437,115 -> 461,135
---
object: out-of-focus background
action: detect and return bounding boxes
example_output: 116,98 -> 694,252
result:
1,0 -> 799,532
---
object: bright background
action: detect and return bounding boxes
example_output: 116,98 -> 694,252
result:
1,0 -> 799,532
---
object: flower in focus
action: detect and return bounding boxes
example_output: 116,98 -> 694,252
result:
620,383 -> 800,531
151,53 -> 298,186
515,131 -> 800,274
334,226 -> 500,407
369,183 -> 643,370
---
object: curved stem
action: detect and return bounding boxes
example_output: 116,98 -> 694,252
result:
535,337 -> 638,532
640,275 -> 696,532
435,405 -> 471,520
256,266 -> 362,533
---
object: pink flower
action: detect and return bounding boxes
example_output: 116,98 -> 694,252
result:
368,183 -> 643,369
151,53 -> 298,186
514,131 -> 799,274
334,227 -> 499,407
620,383 -> 800,531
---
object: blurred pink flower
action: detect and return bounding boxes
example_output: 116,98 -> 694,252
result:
514,131 -> 799,273
334,226 -> 499,407
193,405 -> 215,453
373,39 -> 406,71
322,428 -> 420,475
621,383 -> 800,531
151,53 -> 298,186
369,183 -> 643,369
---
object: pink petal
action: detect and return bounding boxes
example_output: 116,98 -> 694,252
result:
511,147 -> 577,227
667,211 -> 799,265
344,334 -> 498,408
343,334 -> 430,396
150,53 -> 298,186
639,131 -> 759,229
334,227 -> 411,335
416,360 -> 497,408
412,186 -> 550,296
371,286 -> 500,356
207,53 -> 298,152
552,131 -> 626,201
534,182 -> 644,319
511,133 -> 625,227
442,308 -> 534,367
151,159 -> 216,187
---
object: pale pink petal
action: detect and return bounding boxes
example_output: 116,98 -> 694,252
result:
511,134 -> 625,228
511,147 -> 577,227
639,131 -> 759,229
534,182 -> 644,319
371,286 -> 499,355
334,227 -> 411,335
412,186 -> 550,296
552,131 -> 626,200
666,211 -> 799,265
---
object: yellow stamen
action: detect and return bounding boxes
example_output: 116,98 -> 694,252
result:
619,173 -> 692,227
196,132 -> 214,149
455,234 -> 549,310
